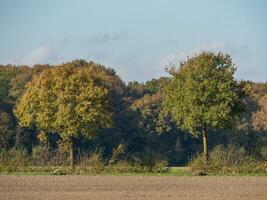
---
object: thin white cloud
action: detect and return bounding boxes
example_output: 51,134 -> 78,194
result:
159,42 -> 227,68
5,46 -> 58,66
20,46 -> 57,66
158,42 -> 261,82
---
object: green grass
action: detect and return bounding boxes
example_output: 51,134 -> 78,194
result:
1,166 -> 266,176
0,166 -> 190,176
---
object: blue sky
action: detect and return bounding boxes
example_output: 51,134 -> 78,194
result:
0,0 -> 266,82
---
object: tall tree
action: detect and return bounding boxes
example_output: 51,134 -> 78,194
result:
15,62 -> 112,168
164,52 -> 244,161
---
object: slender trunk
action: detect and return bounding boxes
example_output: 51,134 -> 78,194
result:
202,125 -> 208,161
69,141 -> 74,170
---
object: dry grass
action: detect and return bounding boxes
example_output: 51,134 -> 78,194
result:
189,145 -> 267,175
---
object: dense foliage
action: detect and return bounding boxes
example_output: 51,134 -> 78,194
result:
0,54 -> 266,171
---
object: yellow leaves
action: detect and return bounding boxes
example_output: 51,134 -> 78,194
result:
14,62 -> 113,145
37,131 -> 47,143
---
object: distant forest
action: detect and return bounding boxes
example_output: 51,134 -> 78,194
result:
0,54 -> 266,166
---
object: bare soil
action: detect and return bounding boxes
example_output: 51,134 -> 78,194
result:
0,175 -> 267,200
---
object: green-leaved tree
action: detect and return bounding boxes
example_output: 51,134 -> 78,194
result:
164,52 -> 244,161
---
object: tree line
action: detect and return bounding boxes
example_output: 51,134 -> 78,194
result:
0,52 -> 266,168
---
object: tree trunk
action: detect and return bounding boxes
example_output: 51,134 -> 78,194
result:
69,141 -> 74,170
202,125 -> 208,161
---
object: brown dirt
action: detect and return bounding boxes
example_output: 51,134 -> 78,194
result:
0,175 -> 267,200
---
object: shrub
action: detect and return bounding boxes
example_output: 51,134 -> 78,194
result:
151,159 -> 169,173
138,148 -> 169,172
79,151 -> 105,174
32,146 -> 51,166
0,148 -> 30,172
109,144 -> 126,165
189,144 -> 267,174
32,146 -> 68,166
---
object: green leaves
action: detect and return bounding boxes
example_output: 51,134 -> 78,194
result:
164,52 -> 243,134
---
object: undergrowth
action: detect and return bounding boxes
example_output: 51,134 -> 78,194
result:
189,145 -> 267,175
0,147 -> 169,174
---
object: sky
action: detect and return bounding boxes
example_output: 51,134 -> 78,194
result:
0,0 -> 266,83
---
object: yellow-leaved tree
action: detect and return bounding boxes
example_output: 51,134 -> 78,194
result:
14,61 -> 112,168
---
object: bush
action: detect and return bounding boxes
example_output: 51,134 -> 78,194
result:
32,146 -> 68,166
32,146 -> 54,166
109,144 -> 126,165
151,159 -> 169,173
79,151 -> 105,174
130,148 -> 169,172
189,145 -> 267,174
0,148 -> 30,172
106,160 -> 168,173
77,147 -> 169,174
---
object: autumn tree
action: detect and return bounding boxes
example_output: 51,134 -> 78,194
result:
234,82 -> 267,157
164,52 -> 244,161
130,77 -> 172,135
131,93 -> 171,135
15,62 -> 112,168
